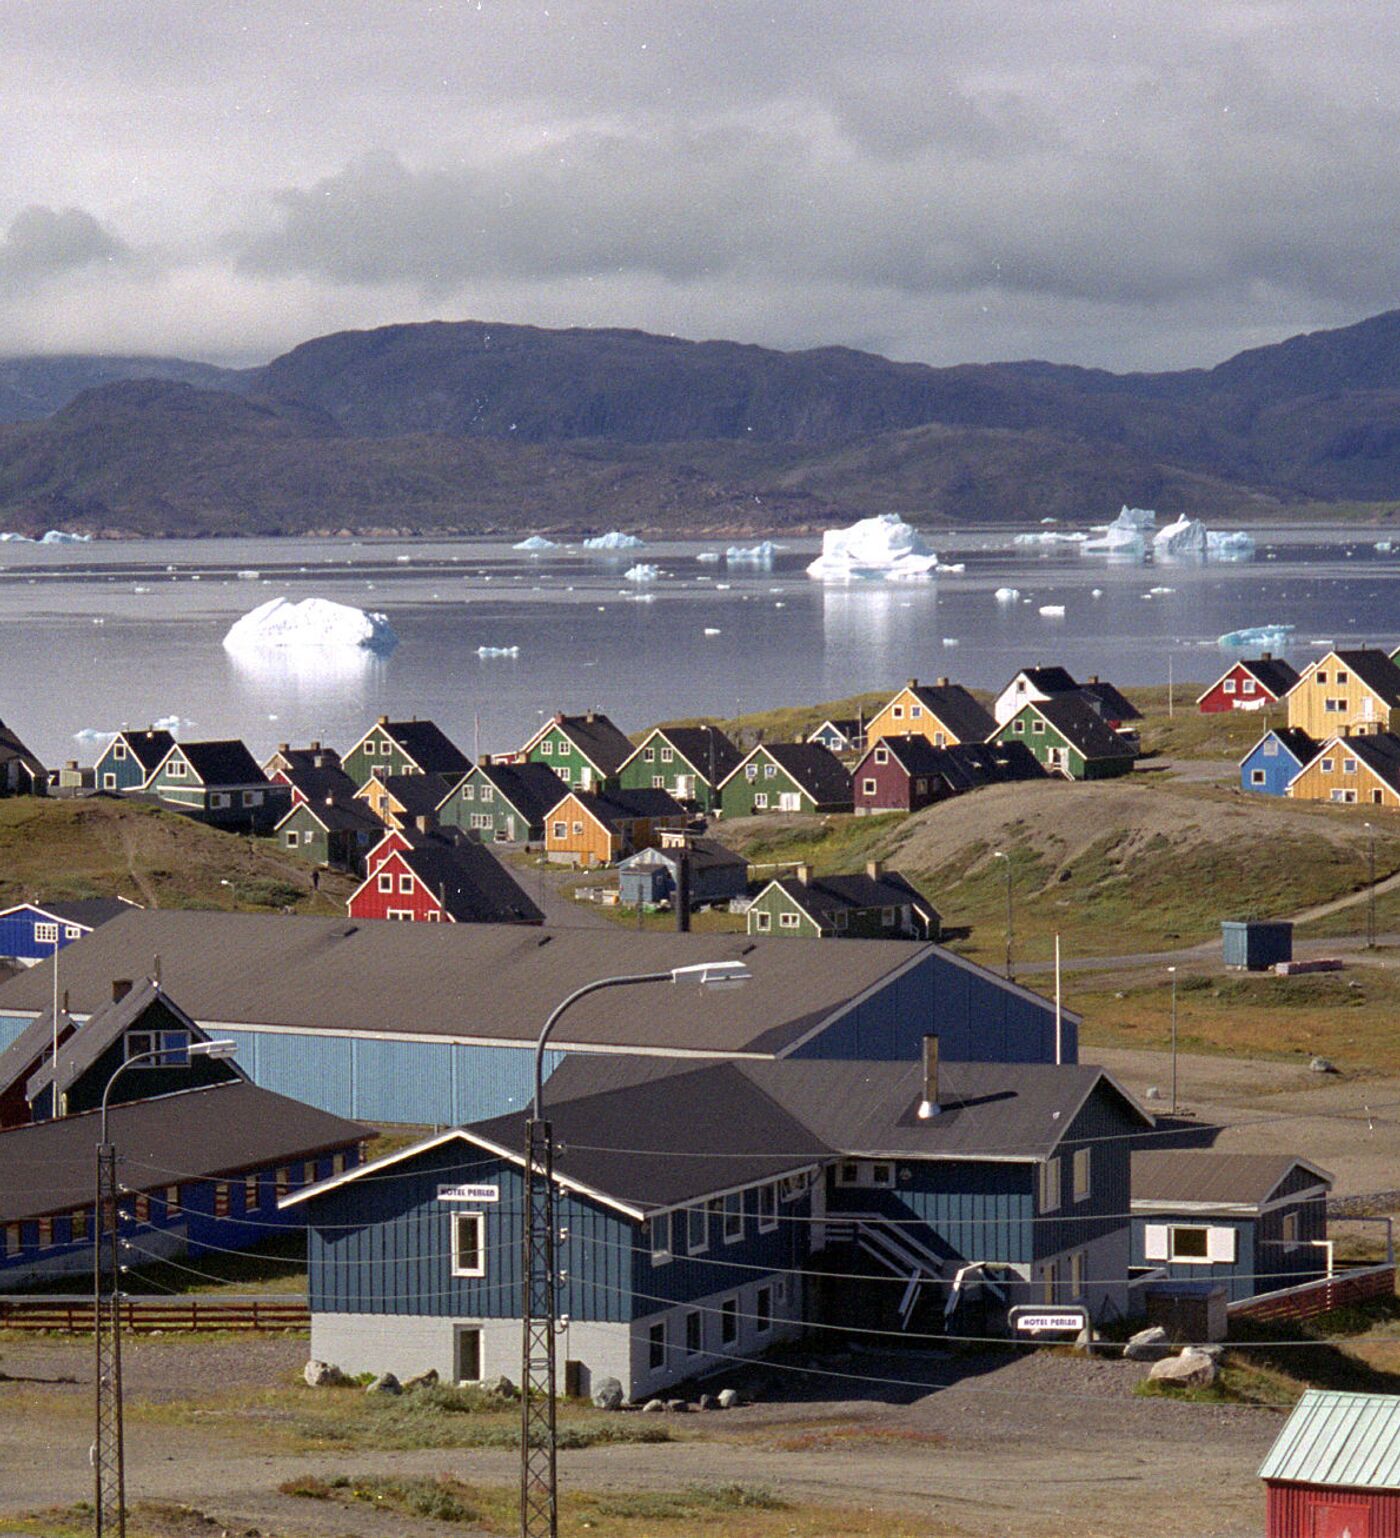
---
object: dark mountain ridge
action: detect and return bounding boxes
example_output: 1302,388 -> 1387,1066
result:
3,309 -> 1400,535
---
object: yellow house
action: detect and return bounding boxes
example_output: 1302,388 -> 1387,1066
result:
353,771 -> 453,832
544,788 -> 686,867
1285,650 -> 1400,738
864,678 -> 996,750
1286,733 -> 1400,809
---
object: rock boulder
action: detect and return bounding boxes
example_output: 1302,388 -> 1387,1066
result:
591,1377 -> 624,1411
1148,1350 -> 1218,1389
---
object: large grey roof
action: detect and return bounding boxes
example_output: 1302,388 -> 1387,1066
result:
398,842 -> 544,925
1131,1150 -> 1330,1209
471,761 -> 570,823
1259,1391 -> 1400,1491
378,719 -> 472,776
173,739 -> 268,786
0,909 -> 952,1056
0,1080 -> 365,1224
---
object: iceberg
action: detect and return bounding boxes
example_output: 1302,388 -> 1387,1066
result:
696,551 -> 722,563
1376,540 -> 1394,553
514,535 -> 558,551
1153,516 -> 1208,555
806,513 -> 939,580
1039,604 -> 1066,617
222,596 -> 398,655
477,645 -> 520,657
1084,506 -> 1152,554
40,529 -> 91,544
1206,529 -> 1256,558
1013,530 -> 1088,546
624,563 -> 660,582
726,541 -> 778,563
1218,623 -> 1295,649
994,586 -> 1021,602
583,530 -> 644,550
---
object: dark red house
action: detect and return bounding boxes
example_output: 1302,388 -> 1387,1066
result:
1260,1390 -> 1400,1536
853,735 -> 1044,815
1198,654 -> 1300,714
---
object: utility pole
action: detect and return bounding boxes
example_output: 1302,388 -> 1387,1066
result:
1365,822 -> 1377,950
1168,655 -> 1174,719
520,1118 -> 558,1538
92,1141 -> 125,1538
993,850 -> 1013,982
1168,965 -> 1178,1116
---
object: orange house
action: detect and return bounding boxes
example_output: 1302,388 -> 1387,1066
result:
864,678 -> 996,750
1286,733 -> 1400,809
544,788 -> 686,867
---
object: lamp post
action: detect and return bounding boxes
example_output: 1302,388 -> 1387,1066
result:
520,961 -> 751,1538
1167,966 -> 1178,1116
992,850 -> 1013,982
93,1036 -> 236,1538
1365,821 -> 1377,950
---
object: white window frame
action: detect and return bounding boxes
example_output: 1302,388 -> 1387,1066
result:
539,739 -> 553,755
753,792 -> 768,809
1250,769 -> 1267,786
1072,1147 -> 1091,1203
451,1211 -> 486,1277
112,741 -> 127,760
399,873 -> 413,893
377,873 -> 393,892
34,921 -> 59,945
862,778 -> 877,795
649,1211 -> 672,1266
753,910 -> 772,931
778,910 -> 800,928
1222,677 -> 1236,694
167,760 -> 187,778
1039,1157 -> 1062,1213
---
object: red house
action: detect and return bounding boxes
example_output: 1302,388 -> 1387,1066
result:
853,735 -> 958,815
347,842 -> 542,926
1198,655 -> 1300,714
1260,1390 -> 1400,1536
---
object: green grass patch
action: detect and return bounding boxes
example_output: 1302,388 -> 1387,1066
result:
283,1472 -> 482,1522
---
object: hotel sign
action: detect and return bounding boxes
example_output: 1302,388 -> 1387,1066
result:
437,1184 -> 500,1203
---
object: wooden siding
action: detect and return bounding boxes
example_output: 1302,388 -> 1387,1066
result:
1241,735 -> 1309,796
829,1161 -> 1035,1266
617,733 -> 721,812
1033,1087 -> 1137,1262
852,746 -> 940,815
348,850 -> 447,923
1288,747 -> 1400,808
439,770 -> 536,843
1288,654 -> 1400,738
719,754 -> 812,818
343,728 -> 423,787
544,794 -> 622,866
526,726 -> 610,791
94,739 -> 151,793
1199,664 -> 1283,713
746,887 -> 822,938
865,688 -> 969,749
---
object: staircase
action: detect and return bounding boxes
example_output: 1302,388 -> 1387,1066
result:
825,1212 -> 950,1331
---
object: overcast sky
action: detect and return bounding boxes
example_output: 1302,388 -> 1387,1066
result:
2,0 -> 1398,371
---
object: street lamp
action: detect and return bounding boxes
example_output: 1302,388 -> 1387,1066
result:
93,1037 -> 236,1538
992,850 -> 1013,982
520,961 -> 751,1538
1365,822 -> 1377,950
1166,966 -> 1178,1116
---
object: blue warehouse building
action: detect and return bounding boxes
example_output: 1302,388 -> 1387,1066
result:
0,897 -> 139,967
0,910 -> 1083,1127
1130,1150 -> 1332,1303
286,1050 -> 1151,1398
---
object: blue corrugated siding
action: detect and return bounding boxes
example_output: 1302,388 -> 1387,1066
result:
789,950 -> 1075,1065
307,1143 -> 634,1323
637,1187 -> 814,1308
258,1033 -> 355,1119
1241,739 -> 1305,796
830,1162 -> 1035,1265
1132,1194 -> 1327,1302
352,1038 -> 456,1125
0,1013 -> 31,1050
1132,1216 -> 1258,1301
1034,1088 -> 1138,1261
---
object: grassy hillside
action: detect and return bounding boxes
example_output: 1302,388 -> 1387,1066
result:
0,797 -> 355,914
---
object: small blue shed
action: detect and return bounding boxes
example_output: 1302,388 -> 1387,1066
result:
616,837 -> 748,909
1222,920 -> 1293,971
1240,728 -> 1319,796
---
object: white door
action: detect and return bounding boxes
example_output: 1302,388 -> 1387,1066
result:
779,792 -> 802,812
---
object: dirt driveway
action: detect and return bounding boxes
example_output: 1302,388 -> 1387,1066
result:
0,1335 -> 1280,1538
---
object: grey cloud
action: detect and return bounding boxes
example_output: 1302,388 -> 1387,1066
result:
0,206 -> 130,292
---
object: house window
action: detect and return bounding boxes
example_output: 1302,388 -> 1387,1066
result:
103,773 -> 117,789
557,741 -> 571,756
1073,1148 -> 1091,1202
1013,720 -> 1025,735
1344,759 -> 1357,774
471,813 -> 492,829
862,778 -> 877,794
648,1322 -> 666,1371
756,1285 -> 772,1333
461,783 -> 475,799
1242,679 -> 1256,695
870,1162 -> 893,1188
643,746 -> 655,762
242,790 -> 263,807
649,1212 -> 672,1265
571,820 -> 583,835
836,1161 -> 860,1186
302,1161 -> 317,1185
1316,671 -> 1328,685
744,763 -> 758,782
1032,720 -> 1046,735
210,792 -> 231,809
1374,789 -> 1385,804
892,705 -> 904,720
1169,1226 -> 1209,1261
753,910 -> 772,931
1068,1250 -> 1086,1298
71,1207 -> 88,1241
685,1310 -> 701,1355
38,1217 -> 53,1248
753,793 -> 768,809
479,786 -> 493,803
652,775 -> 665,788
778,911 -> 799,928
833,909 -> 847,929
363,740 -> 377,755
4,1223 -> 20,1256
34,922 -> 59,944
1250,770 -> 1267,786
285,830 -> 300,848
874,747 -> 888,765
1325,699 -> 1343,713
1039,1157 -> 1061,1213
881,906 -> 895,924
723,1191 -> 743,1243
386,908 -> 415,920
1321,758 -> 1334,773
1041,1260 -> 1058,1302
758,1184 -> 777,1233
214,1183 -> 230,1218
1281,1212 -> 1299,1244
720,1297 -> 738,1344
126,1029 -> 189,1067
688,1205 -> 708,1253
165,1185 -> 182,1217
1263,739 -> 1278,756
134,1193 -> 150,1223
540,740 -> 553,755
244,1174 -> 260,1210
378,873 -> 393,892
763,763 -> 776,779
332,1152 -> 348,1176
1336,671 -> 1349,685
911,705 -> 922,719
396,873 -> 411,893
113,742 -> 127,760
1222,678 -> 1236,694
933,732 -> 945,747
167,760 -> 187,778
275,1167 -> 290,1199
552,821 -> 567,839
660,747 -> 674,763
452,1212 -> 486,1277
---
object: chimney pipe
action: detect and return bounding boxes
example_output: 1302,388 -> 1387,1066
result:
1260,652 -> 1271,662
936,676 -> 950,688
866,859 -> 883,881
907,678 -> 918,690
277,742 -> 289,754
919,1035 -> 940,1118
795,862 -> 813,885
112,978 -> 132,1004
1088,675 -> 1100,685
675,848 -> 692,934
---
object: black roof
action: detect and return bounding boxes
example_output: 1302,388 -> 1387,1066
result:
538,712 -> 635,775
639,726 -> 743,785
768,871 -> 938,926
0,719 -> 44,776
398,842 -> 544,925
1077,679 -> 1143,723
1323,650 -> 1400,708
1015,666 -> 1080,695
1239,657 -> 1302,698
869,736 -> 1044,790
280,793 -> 385,837
567,787 -> 688,828
1244,727 -> 1319,766
309,1056 -> 1149,1216
172,739 -> 268,786
377,719 -> 472,776
740,742 -> 853,806
268,744 -> 343,773
1033,695 -> 1138,760
905,682 -> 997,742
472,761 -> 571,823
371,772 -> 456,818
20,897 -> 138,930
281,763 -> 360,806
116,728 -> 177,774
1331,731 -> 1400,792
618,836 -> 747,874
0,1080 -> 366,1224
0,1005 -> 76,1102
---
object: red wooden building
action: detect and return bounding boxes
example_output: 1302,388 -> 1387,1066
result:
346,842 -> 542,926
1260,1390 -> 1400,1536
1198,654 -> 1300,713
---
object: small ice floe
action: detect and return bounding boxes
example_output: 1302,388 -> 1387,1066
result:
941,563 -> 965,573
1377,540 -> 1394,553
726,541 -> 777,564
942,637 -> 960,647
716,583 -> 731,590
583,530 -> 644,549
395,554 -> 411,563
236,570 -> 260,580
514,535 -> 558,551
704,627 -> 722,635
1091,588 -> 1104,597
1015,531 -> 1087,546
774,601 -> 786,608
1149,585 -> 1176,595
1217,623 -> 1295,648
697,551 -> 722,563
995,587 -> 1021,602
477,645 -> 520,657
1039,604 -> 1066,617
624,563 -> 660,582
150,714 -> 191,732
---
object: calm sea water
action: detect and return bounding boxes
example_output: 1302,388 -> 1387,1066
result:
4,528 -> 1397,765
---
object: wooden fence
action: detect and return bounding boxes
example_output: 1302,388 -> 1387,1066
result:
1228,1262 -> 1395,1324
0,1293 -> 308,1332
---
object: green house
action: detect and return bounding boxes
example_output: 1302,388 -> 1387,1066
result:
746,864 -> 938,940
146,739 -> 289,830
437,761 -> 569,845
275,795 -> 385,873
718,743 -> 852,818
342,717 -> 472,789
616,725 -> 742,813
519,711 -> 634,793
992,696 -> 1137,781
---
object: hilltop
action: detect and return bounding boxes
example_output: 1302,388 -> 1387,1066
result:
7,310 -> 1400,534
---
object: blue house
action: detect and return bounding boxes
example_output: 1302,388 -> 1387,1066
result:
1240,728 -> 1319,796
1130,1150 -> 1332,1303
0,911 -> 1085,1127
616,834 -> 748,908
93,727 -> 177,793
0,977 -> 365,1287
0,897 -> 139,967
286,1051 -> 1150,1397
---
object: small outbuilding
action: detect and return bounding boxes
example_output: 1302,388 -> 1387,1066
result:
616,833 -> 747,908
1260,1389 -> 1400,1537
1222,919 -> 1294,971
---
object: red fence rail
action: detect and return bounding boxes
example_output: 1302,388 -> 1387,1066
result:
1228,1263 -> 1395,1324
0,1294 -> 308,1332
